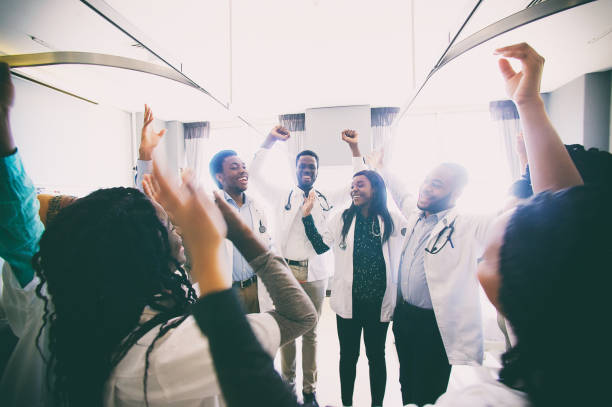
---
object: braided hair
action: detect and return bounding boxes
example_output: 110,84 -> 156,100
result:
32,187 -> 197,407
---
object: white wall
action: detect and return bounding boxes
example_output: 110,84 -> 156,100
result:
10,76 -> 133,196
546,75 -> 585,146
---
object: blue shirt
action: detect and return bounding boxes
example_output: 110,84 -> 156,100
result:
0,150 -> 45,288
224,191 -> 256,282
398,209 -> 450,309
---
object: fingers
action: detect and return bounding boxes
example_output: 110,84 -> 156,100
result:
497,58 -> 517,81
341,129 -> 358,142
271,125 -> 290,140
494,43 -> 544,71
151,160 -> 181,214
142,174 -> 159,201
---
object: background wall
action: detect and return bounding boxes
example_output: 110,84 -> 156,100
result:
545,70 -> 612,151
11,76 -> 133,196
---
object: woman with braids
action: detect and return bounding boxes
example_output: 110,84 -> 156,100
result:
0,61 -> 316,407
301,155 -> 407,407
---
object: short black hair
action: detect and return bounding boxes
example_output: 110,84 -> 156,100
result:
209,150 -> 237,188
296,150 -> 319,168
440,162 -> 468,191
498,185 -> 611,406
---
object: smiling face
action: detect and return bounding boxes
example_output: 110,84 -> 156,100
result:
351,174 -> 374,208
296,155 -> 318,190
417,165 -> 460,214
217,155 -> 248,193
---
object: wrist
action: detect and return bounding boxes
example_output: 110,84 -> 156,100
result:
261,135 -> 275,149
350,145 -> 361,157
138,147 -> 153,161
514,94 -> 544,110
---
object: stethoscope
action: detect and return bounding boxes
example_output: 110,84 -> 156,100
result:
284,189 -> 333,212
338,217 -> 381,250
425,218 -> 457,255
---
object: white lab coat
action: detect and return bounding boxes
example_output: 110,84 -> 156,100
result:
222,194 -> 274,311
0,261 -> 281,407
383,169 -> 495,365
328,209 -> 408,322
249,147 -> 366,282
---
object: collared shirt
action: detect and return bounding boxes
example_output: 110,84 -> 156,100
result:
224,191 -> 255,282
398,209 -> 450,309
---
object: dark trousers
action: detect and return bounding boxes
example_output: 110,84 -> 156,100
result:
336,315 -> 389,406
392,302 -> 451,406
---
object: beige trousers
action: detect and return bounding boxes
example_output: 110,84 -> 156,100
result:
280,278 -> 326,394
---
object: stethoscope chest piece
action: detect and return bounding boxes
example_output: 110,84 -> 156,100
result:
339,241 -> 347,250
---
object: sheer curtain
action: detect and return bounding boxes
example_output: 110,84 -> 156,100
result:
279,113 -> 305,158
371,107 -> 400,151
489,100 -> 521,180
184,121 -> 210,186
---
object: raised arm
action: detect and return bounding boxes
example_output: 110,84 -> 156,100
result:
495,43 -> 583,193
301,190 -> 331,255
366,148 -> 416,218
0,62 -> 44,288
135,104 -> 166,192
325,129 -> 368,206
248,125 -> 292,199
213,190 -> 317,344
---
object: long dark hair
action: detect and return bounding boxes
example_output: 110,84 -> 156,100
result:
498,186 -> 610,406
32,187 -> 197,407
341,170 -> 394,243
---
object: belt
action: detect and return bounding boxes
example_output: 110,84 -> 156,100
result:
232,275 -> 257,289
285,258 -> 308,267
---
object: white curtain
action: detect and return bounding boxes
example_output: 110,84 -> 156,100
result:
184,121 -> 210,186
371,107 -> 400,151
279,113 -> 305,159
489,100 -> 521,180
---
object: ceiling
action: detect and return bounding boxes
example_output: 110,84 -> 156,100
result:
0,0 -> 611,124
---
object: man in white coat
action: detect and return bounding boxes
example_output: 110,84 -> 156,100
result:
371,157 -> 494,406
249,126 -> 366,407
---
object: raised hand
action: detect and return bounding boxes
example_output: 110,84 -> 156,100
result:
495,43 -> 545,107
1,62 -> 16,156
302,190 -> 316,217
149,160 -> 228,294
262,125 -> 290,148
341,129 -> 361,157
0,63 -> 14,109
139,104 -> 167,160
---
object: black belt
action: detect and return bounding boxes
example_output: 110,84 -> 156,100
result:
232,275 -> 257,289
285,258 -> 308,267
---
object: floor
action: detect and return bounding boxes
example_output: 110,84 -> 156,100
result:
274,297 -> 504,407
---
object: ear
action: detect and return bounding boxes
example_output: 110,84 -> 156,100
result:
215,173 -> 224,187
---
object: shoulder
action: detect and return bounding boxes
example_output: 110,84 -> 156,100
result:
432,380 -> 528,407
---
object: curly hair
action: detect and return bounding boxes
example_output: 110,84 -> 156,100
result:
341,170 -> 394,244
498,185 -> 611,406
32,187 -> 197,407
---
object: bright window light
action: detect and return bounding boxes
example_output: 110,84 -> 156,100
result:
388,109 -> 513,215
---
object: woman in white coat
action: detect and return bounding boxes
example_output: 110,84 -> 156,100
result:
302,169 -> 406,407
